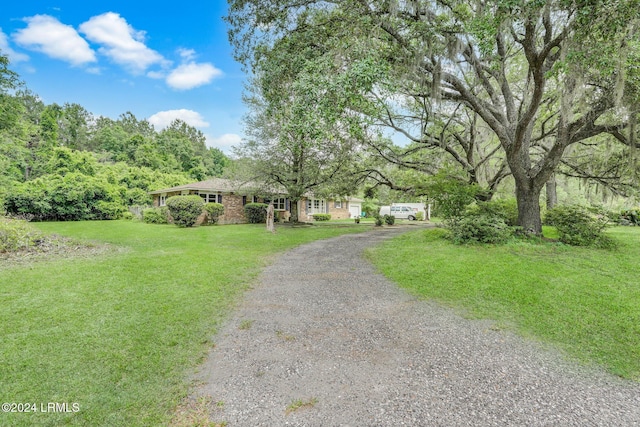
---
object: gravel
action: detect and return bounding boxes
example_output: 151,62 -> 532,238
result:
193,226 -> 640,426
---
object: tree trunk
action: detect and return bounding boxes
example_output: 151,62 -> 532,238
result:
289,199 -> 299,223
266,203 -> 275,233
546,174 -> 557,210
515,182 -> 543,235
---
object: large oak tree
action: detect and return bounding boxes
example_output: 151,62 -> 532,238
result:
227,0 -> 640,234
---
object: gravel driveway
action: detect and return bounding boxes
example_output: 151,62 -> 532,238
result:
193,226 -> 640,426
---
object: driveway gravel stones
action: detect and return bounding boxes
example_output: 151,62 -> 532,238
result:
193,226 -> 640,426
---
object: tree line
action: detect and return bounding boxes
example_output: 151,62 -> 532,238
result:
0,53 -> 229,220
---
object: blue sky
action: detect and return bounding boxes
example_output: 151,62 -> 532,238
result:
0,1 -> 246,153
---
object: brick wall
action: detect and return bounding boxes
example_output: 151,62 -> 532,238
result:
328,200 -> 350,220
152,192 -> 249,225
298,198 -> 351,221
219,194 -> 246,224
196,194 -> 248,225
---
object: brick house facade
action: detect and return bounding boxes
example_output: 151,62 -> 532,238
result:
149,178 -> 362,225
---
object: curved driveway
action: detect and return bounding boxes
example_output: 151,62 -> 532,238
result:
194,227 -> 640,426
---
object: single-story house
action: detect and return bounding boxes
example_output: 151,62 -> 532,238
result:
148,178 -> 363,224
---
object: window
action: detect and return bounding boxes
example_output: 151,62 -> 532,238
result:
159,194 -> 167,206
335,200 -> 342,209
199,192 -> 220,204
272,198 -> 287,210
307,199 -> 326,214
264,197 -> 287,210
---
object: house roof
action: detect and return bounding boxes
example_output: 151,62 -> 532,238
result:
149,178 -> 365,201
148,178 -> 255,195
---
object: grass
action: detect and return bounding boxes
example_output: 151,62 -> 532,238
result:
238,319 -> 254,330
285,397 -> 318,414
170,396 -> 227,427
366,226 -> 640,380
0,220 -> 367,427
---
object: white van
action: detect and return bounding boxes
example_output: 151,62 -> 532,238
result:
394,203 -> 430,220
379,205 -> 418,220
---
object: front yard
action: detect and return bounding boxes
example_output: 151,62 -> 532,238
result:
0,220 -> 367,426
367,226 -> 640,380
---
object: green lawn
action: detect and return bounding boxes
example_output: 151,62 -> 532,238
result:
367,226 -> 640,380
0,220 -> 367,427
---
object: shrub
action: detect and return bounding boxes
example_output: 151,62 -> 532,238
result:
447,214 -> 512,244
470,199 -> 518,226
4,185 -> 51,221
415,211 -> 424,221
166,196 -> 204,227
244,203 -> 268,223
312,213 -> 331,221
203,202 -> 224,225
545,205 -> 612,247
384,214 -> 395,225
125,188 -> 152,206
93,201 -> 127,220
374,216 -> 384,226
4,173 -> 125,221
361,200 -> 378,218
142,207 -> 169,224
426,174 -> 479,220
620,208 -> 639,226
0,217 -> 43,252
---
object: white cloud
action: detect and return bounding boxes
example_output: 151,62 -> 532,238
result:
12,15 -> 96,66
177,48 -> 196,61
166,62 -> 222,90
79,12 -> 167,74
148,109 -> 210,129
146,70 -> 165,79
0,28 -> 29,63
207,133 -> 242,152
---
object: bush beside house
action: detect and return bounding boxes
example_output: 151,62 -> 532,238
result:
203,202 -> 224,225
244,203 -> 268,223
312,213 -> 331,221
165,196 -> 204,227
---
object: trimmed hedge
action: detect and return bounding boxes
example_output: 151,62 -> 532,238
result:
312,213 -> 331,221
203,202 -> 224,225
244,203 -> 268,223
165,195 -> 204,227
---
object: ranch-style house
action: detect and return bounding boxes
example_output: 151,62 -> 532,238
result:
149,178 -> 363,224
